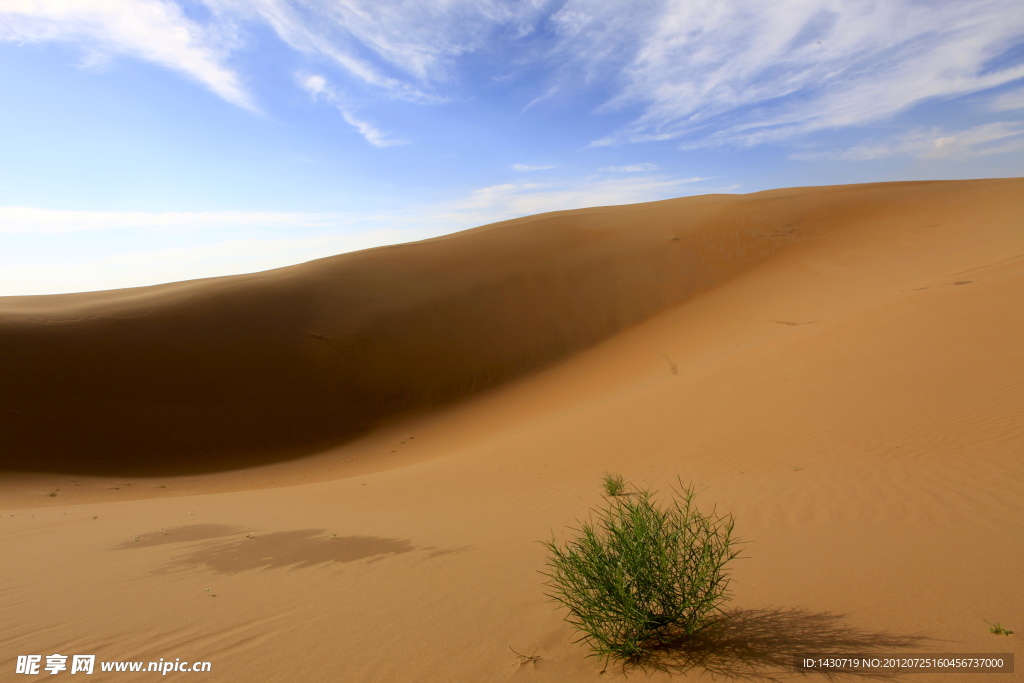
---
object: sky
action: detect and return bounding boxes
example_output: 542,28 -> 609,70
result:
1,0 -> 1023,296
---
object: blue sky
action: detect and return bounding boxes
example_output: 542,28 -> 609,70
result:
1,0 -> 1023,296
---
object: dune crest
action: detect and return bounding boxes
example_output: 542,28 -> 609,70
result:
1,178 -> 1020,476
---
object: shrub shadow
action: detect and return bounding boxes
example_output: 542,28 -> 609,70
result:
115,525 -> 471,574
159,530 -> 418,573
613,607 -> 939,681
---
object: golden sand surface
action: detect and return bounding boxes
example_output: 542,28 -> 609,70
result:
2,179 -> 1022,681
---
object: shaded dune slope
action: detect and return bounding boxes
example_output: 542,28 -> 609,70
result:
1,179 -> 1018,476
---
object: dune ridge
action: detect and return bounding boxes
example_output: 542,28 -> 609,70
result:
1,178 -> 1020,477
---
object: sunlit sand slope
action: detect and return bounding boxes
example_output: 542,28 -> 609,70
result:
1,178 -> 1022,681
5,180 -> 995,476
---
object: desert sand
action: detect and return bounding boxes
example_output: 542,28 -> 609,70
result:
1,178 -> 1022,681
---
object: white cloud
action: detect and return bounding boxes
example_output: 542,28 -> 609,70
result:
427,174 -> 713,228
206,0 -> 551,101
512,163 -> 555,172
0,173 -> 709,238
0,173 -> 721,295
0,0 -> 549,108
0,0 -> 254,109
552,0 -> 1024,148
0,230 -> 421,296
0,206 -> 353,234
296,72 -> 406,147
338,111 -> 405,148
520,84 -> 560,113
599,163 -> 661,172
4,0 -> 1019,152
991,88 -> 1024,112
791,122 -> 1024,161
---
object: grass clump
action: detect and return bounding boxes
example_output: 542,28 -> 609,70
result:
602,472 -> 627,497
542,477 -> 740,665
509,646 -> 543,666
988,622 -> 1014,636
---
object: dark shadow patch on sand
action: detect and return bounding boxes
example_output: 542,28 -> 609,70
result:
148,528 -> 461,574
606,607 -> 938,681
424,546 -> 473,559
112,524 -> 245,549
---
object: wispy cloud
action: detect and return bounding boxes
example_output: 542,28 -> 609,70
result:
297,73 -> 406,147
511,163 -> 555,172
991,88 -> 1024,112
206,0 -> 550,102
0,173 -> 722,295
0,205 -> 355,234
520,84 -> 561,113
599,163 -> 661,172
4,1 -> 1020,153
0,230 -> 420,296
0,0 -> 548,108
427,174 -> 713,228
791,122 -> 1024,161
560,0 -> 1024,148
0,173 -> 711,237
0,0 -> 254,110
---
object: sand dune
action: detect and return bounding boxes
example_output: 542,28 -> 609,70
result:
2,178 -> 1022,681
1,179 -> 1013,477
0,182 -> 876,476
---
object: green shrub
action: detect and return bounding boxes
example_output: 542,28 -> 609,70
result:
542,477 -> 740,664
602,472 -> 627,497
